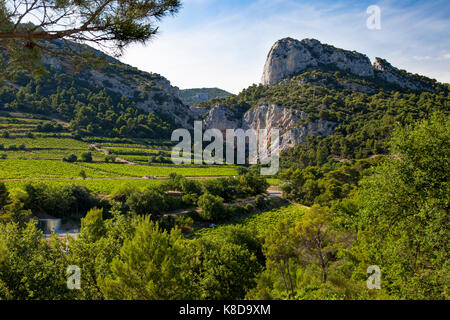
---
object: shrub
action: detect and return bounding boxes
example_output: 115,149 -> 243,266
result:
126,188 -> 165,217
197,193 -> 226,222
105,155 -> 116,163
79,170 -> 87,180
244,203 -> 254,213
23,183 -> 98,219
81,152 -> 93,162
63,154 -> 78,163
255,195 -> 266,210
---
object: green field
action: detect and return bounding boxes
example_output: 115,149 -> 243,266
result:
0,160 -> 117,179
0,137 -> 88,149
0,112 -> 252,195
0,149 -> 104,160
81,162 -> 238,177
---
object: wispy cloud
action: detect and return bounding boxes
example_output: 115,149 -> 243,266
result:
121,0 -> 450,93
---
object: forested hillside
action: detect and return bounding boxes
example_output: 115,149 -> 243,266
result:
0,40 -> 191,139
198,68 -> 449,166
179,88 -> 233,106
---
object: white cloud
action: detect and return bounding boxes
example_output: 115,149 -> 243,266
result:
120,0 -> 450,93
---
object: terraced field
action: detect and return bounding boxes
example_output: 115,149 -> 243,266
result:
0,137 -> 88,149
0,112 -> 246,194
0,160 -> 116,179
81,162 -> 238,177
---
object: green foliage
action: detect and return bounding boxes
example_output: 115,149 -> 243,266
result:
179,88 -> 233,106
23,183 -> 99,219
352,113 -> 450,299
197,193 -> 226,222
255,195 -> 266,210
80,152 -> 93,163
280,158 -> 378,206
0,65 -> 174,139
63,154 -> 78,163
99,217 -> 196,300
81,208 -> 106,243
126,188 -> 165,217
0,182 -> 8,208
0,221 -> 72,300
189,238 -> 261,300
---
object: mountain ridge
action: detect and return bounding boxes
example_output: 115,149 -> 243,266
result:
261,37 -> 436,92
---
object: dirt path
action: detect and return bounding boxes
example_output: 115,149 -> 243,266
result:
89,144 -> 137,165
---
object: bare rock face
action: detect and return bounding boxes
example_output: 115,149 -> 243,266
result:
372,58 -> 432,91
281,121 -> 336,151
261,38 -> 374,85
243,104 -> 335,152
199,103 -> 335,151
201,104 -> 242,131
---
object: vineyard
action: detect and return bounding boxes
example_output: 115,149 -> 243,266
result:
0,112 -> 247,195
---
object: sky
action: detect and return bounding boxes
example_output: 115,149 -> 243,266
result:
121,0 -> 450,94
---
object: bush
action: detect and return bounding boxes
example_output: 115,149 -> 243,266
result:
244,203 -> 254,213
180,179 -> 202,196
227,205 -> 246,218
182,194 -> 198,207
8,145 -> 17,151
197,193 -> 226,222
23,183 -> 98,219
81,152 -> 93,162
105,155 -> 116,163
111,183 -> 137,202
79,170 -> 87,180
187,210 -> 201,221
255,195 -> 266,210
64,154 -> 78,163
126,188 -> 165,217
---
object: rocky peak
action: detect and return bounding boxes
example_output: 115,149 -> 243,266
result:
372,57 -> 433,91
372,57 -> 395,72
261,38 -> 374,85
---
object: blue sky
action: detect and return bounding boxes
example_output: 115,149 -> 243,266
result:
121,0 -> 450,93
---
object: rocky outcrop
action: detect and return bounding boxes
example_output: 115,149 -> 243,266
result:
198,103 -> 336,151
40,39 -> 195,128
86,69 -> 194,128
262,38 -> 434,92
262,38 -> 374,85
372,58 -> 432,91
201,104 -> 241,132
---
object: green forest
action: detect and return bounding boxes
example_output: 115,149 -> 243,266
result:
0,113 -> 448,300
